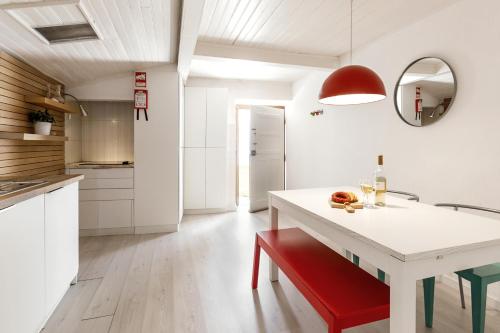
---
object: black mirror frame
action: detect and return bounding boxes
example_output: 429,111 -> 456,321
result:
394,57 -> 457,127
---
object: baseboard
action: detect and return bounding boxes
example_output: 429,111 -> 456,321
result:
134,224 -> 178,234
441,273 -> 500,310
80,227 -> 134,236
80,224 -> 179,236
184,208 -> 227,215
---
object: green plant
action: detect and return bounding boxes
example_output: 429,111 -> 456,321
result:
28,109 -> 55,123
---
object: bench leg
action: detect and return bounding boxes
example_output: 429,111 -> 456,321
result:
252,235 -> 261,289
328,316 -> 342,333
423,277 -> 435,328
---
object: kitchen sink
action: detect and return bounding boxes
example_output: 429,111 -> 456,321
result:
0,180 -> 47,196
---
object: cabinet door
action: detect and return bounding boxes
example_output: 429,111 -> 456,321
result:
0,196 -> 45,333
206,88 -> 228,147
184,147 -> 206,209
79,201 -> 98,229
99,200 -> 133,228
206,147 -> 227,209
45,183 -> 79,317
185,87 -> 207,147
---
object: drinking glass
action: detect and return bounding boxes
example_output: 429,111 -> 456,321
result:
359,178 -> 374,208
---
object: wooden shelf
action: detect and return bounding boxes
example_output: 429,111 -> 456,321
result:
0,132 -> 68,141
25,96 -> 79,114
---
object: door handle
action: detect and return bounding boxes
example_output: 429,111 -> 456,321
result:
0,204 -> 15,213
47,187 -> 63,194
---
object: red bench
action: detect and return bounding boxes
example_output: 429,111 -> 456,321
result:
252,228 -> 390,333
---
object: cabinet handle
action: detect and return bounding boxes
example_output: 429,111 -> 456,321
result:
0,204 -> 15,212
47,187 -> 63,194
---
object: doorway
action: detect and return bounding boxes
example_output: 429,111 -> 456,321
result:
236,105 -> 285,212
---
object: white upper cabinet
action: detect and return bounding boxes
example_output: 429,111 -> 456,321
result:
206,88 -> 228,147
184,87 -> 228,148
184,87 -> 207,147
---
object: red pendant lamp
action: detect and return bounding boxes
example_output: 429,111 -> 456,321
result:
319,0 -> 386,105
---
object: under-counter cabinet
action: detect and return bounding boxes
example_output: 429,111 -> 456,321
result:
44,183 -> 79,318
68,167 -> 134,234
0,196 -> 45,333
0,180 -> 79,333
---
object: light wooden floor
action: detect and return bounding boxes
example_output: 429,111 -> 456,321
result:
42,207 -> 500,333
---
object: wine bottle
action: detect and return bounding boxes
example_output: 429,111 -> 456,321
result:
374,155 -> 386,206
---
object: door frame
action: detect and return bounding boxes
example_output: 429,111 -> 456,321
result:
235,104 -> 286,208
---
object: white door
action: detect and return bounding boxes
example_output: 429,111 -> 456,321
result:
184,87 -> 207,147
45,183 -> 79,317
206,88 -> 228,147
0,196 -> 45,333
184,147 -> 206,209
206,147 -> 227,208
249,106 -> 285,212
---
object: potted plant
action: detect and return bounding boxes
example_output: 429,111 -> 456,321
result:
28,109 -> 55,135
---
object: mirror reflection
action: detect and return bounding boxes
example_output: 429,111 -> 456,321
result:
395,57 -> 456,127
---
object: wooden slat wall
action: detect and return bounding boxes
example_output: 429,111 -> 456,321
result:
0,52 -> 66,179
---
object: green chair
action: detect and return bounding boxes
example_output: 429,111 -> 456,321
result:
424,203 -> 500,333
348,190 -> 420,283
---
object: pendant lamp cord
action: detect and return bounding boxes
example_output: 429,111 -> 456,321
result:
350,0 -> 353,64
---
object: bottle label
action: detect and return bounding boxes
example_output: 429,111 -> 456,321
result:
375,181 -> 386,192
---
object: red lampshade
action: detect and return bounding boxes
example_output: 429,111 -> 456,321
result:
318,65 -> 386,105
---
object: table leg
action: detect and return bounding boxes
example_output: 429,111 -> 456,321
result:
390,272 -> 416,333
269,203 -> 279,282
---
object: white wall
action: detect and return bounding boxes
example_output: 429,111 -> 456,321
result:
178,76 -> 184,223
286,0 -> 500,305
134,66 -> 180,232
67,65 -> 182,233
66,73 -> 134,101
186,77 -> 293,210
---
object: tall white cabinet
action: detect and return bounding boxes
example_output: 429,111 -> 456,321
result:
184,87 -> 228,211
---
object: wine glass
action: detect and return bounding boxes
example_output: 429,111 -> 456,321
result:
359,178 -> 374,208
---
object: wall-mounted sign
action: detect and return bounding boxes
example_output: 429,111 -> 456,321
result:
134,89 -> 148,121
135,72 -> 147,88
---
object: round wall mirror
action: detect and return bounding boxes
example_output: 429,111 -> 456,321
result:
394,57 -> 456,127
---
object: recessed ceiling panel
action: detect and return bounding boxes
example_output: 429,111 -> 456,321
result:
35,23 -> 98,43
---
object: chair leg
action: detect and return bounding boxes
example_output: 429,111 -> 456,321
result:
470,280 -> 487,333
353,254 -> 360,266
458,276 -> 466,309
251,235 -> 261,289
377,269 -> 386,283
423,277 -> 435,328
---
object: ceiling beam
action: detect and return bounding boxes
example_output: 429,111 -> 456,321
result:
177,0 -> 206,82
195,42 -> 339,71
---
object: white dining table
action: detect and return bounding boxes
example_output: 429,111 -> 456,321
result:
268,187 -> 500,333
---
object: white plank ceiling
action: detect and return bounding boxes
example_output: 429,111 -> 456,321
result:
198,0 -> 460,56
0,0 -> 177,86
